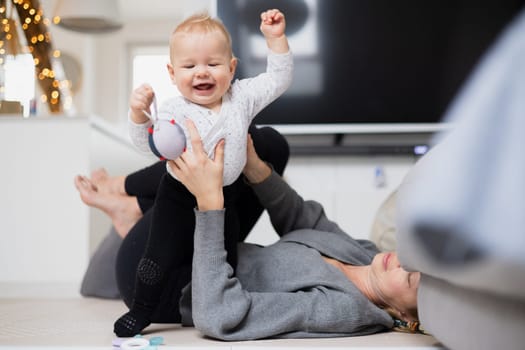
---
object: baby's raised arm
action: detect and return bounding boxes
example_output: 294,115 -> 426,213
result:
260,9 -> 290,54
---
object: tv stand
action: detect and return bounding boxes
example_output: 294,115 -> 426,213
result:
289,143 -> 430,156
262,123 -> 449,156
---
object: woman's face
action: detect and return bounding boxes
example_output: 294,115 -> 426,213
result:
370,252 -> 420,321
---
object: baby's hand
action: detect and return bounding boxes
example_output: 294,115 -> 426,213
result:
260,9 -> 286,39
129,83 -> 155,123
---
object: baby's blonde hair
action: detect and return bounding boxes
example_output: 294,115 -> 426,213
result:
169,12 -> 234,61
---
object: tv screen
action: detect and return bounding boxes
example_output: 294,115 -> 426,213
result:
218,0 -> 523,131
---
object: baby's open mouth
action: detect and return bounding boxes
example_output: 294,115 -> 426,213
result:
194,83 -> 214,91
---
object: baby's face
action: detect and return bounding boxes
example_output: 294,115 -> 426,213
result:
168,30 -> 237,112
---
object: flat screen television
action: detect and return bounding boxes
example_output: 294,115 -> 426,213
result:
217,0 -> 524,134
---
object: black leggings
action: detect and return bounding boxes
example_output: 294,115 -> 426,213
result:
116,125 -> 289,322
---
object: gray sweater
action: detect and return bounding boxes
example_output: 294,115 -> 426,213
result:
179,170 -> 394,340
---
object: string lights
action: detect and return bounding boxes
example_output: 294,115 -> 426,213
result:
1,0 -> 70,114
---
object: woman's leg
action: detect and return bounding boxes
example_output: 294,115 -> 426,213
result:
124,161 -> 167,211
74,175 -> 142,238
74,161 -> 166,238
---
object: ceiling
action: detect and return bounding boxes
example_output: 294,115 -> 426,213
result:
40,0 -> 213,23
117,0 -> 213,20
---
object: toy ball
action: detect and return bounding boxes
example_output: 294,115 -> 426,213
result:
148,119 -> 186,160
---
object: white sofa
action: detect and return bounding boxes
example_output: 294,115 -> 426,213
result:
394,7 -> 525,350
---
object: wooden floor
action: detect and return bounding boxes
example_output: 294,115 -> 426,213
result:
0,298 -> 444,349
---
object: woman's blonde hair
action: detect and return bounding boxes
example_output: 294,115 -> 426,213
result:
385,306 -> 424,334
169,12 -> 234,60
392,318 -> 428,335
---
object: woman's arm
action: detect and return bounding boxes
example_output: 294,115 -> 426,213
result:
174,125 -> 390,339
190,210 -> 391,340
243,135 -> 342,236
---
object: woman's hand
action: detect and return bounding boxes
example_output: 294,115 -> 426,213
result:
168,119 -> 225,211
243,134 -> 272,184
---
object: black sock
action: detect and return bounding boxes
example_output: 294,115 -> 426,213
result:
113,305 -> 152,337
113,257 -> 165,337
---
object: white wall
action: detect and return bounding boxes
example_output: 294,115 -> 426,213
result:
0,117 -> 90,296
55,19 -> 185,124
246,155 -> 415,245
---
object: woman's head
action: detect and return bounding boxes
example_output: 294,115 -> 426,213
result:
167,13 -> 237,111
369,252 -> 420,322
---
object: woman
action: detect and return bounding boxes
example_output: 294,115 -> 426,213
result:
75,124 -> 289,300
76,123 -> 420,339
163,119 -> 420,340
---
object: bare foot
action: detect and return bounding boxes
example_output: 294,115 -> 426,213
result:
74,175 -> 142,238
89,168 -> 127,196
91,168 -> 109,183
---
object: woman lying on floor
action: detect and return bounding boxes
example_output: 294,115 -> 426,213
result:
75,123 -> 421,340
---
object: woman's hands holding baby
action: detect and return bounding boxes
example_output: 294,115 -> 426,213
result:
169,120 -> 273,210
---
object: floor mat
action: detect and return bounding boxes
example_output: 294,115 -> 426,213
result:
0,298 -> 443,349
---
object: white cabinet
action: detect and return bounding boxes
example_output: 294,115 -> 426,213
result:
0,116 -> 90,296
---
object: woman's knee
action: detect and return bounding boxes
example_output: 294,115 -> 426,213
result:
249,126 -> 290,175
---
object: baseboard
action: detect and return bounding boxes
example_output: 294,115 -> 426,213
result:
0,282 -> 81,298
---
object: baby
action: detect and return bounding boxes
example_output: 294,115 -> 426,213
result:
114,9 -> 293,337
